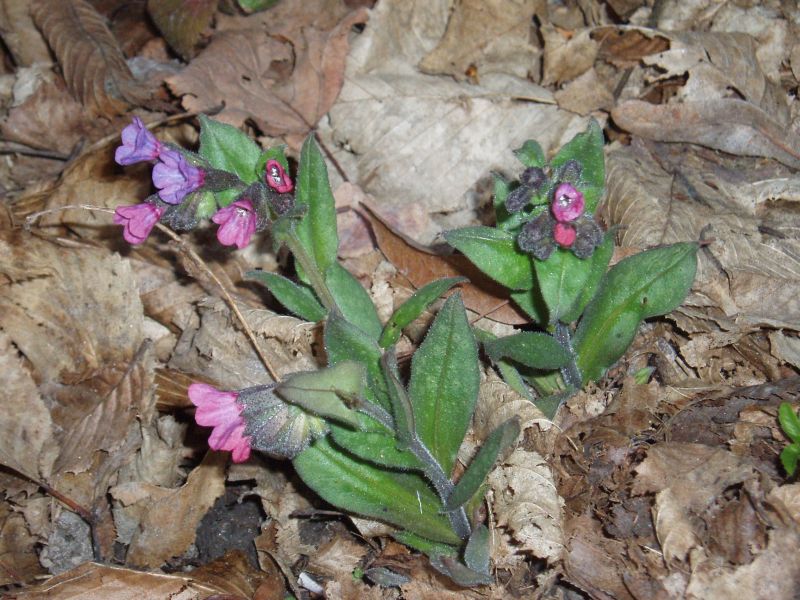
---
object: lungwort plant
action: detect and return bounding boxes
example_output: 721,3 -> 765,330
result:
445,121 -> 698,417
112,115 -> 520,586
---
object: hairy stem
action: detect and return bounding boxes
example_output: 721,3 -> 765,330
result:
555,322 -> 582,389
284,233 -> 337,311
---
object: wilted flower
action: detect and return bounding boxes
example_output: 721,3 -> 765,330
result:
113,202 -> 165,245
115,117 -> 162,165
506,167 -> 547,213
212,199 -> 257,249
188,383 -> 252,463
265,159 -> 293,193
551,183 -> 584,223
152,149 -> 205,204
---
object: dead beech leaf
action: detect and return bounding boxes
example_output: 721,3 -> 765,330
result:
489,447 -> 564,562
121,451 -> 227,568
147,0 -> 217,60
612,99 -> 800,170
767,483 -> 800,527
419,0 -> 543,82
541,23 -> 598,86
0,505 -> 45,585
360,205 -> 528,325
168,7 -> 368,141
31,0 -> 149,118
0,0 -> 52,67
633,443 -> 756,563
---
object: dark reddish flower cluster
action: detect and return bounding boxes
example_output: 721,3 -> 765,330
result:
112,118 -> 294,249
508,163 -> 603,261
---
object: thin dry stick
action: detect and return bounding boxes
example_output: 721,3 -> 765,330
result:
25,204 -> 282,382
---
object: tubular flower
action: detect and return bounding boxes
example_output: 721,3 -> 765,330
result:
152,149 -> 206,204
212,199 -> 257,249
264,159 -> 293,193
551,183 -> 585,223
115,117 -> 162,165
188,383 -> 252,463
113,202 -> 165,245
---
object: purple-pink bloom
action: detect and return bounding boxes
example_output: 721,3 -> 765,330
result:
115,117 -> 162,165
553,222 -> 577,248
212,199 -> 257,249
552,183 -> 585,223
265,159 -> 293,193
113,203 -> 165,245
188,383 -> 252,463
152,149 -> 205,204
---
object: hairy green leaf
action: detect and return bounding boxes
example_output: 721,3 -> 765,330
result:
198,115 -> 261,186
330,421 -> 424,471
276,362 -> 365,428
550,119 -> 604,212
484,332 -> 570,370
509,288 -> 547,325
559,232 -> 614,324
444,418 -> 520,511
780,444 -> 800,476
295,135 -> 338,275
379,277 -> 466,348
245,271 -> 325,322
779,402 -> 800,443
293,437 -> 459,544
392,531 -> 458,558
325,263 -> 382,340
409,293 -> 479,476
444,226 -> 534,291
574,242 -> 698,383
514,140 -> 546,168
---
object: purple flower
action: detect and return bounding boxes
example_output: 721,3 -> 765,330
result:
113,203 -> 165,245
552,183 -> 584,223
265,159 -> 293,193
212,199 -> 257,249
152,149 -> 205,204
115,117 -> 162,165
189,383 -> 252,463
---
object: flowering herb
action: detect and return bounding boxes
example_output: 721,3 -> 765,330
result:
778,402 -> 800,477
152,148 -> 206,204
188,383 -> 251,463
265,159 -> 293,193
112,202 -> 165,245
114,116 -> 162,165
212,198 -> 257,248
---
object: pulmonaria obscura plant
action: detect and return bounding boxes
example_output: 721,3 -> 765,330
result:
113,115 -> 520,587
445,121 -> 698,417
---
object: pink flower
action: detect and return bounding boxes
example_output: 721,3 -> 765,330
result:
115,117 -> 162,165
152,149 -> 205,204
553,222 -> 577,248
188,383 -> 252,463
113,203 -> 165,245
265,159 -> 293,193
212,199 -> 257,249
552,183 -> 585,223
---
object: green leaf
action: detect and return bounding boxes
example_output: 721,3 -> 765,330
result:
429,555 -> 493,587
245,271 -> 326,322
392,531 -> 458,558
236,0 -> 279,14
198,115 -> 262,185
514,140 -> 546,168
409,293 -> 479,476
483,332 -> 570,370
275,362 -> 365,428
464,524 -> 491,574
533,390 -> 571,420
444,418 -> 520,511
780,444 -> 800,477
330,422 -> 425,471
559,232 -> 614,324
293,437 -> 460,544
379,277 -> 466,348
325,311 -> 389,411
509,289 -> 547,325
295,135 -> 339,275
383,354 -> 416,449
444,226 -> 534,291
574,243 -> 698,384
550,119 -> 605,212
325,263 -> 383,340
779,403 -> 800,443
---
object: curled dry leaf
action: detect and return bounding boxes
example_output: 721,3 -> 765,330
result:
146,0 -> 217,60
31,0 -> 150,118
489,447 -> 564,563
632,443 -> 756,563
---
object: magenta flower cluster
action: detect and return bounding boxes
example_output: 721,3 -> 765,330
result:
111,118 -> 294,248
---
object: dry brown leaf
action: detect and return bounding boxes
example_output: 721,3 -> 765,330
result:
306,534 -> 369,581
360,205 -> 528,325
489,447 -> 564,562
31,0 -> 149,118
767,483 -> 800,527
121,451 -> 227,568
419,0 -> 543,82
541,23 -> 598,86
0,330 -> 55,483
167,8 -> 368,141
0,505 -> 45,585
0,0 -> 52,66
633,443 -> 756,563
685,527 -> 800,600
147,0 -> 216,60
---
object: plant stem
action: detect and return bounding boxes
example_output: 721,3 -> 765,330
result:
555,323 -> 582,389
284,232 -> 337,311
